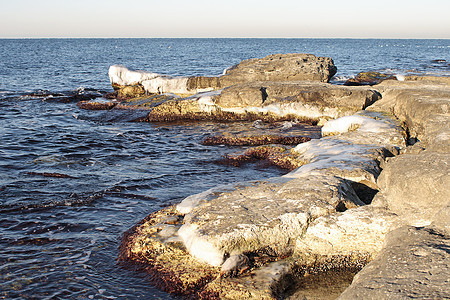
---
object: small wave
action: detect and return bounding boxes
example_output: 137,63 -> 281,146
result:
329,75 -> 354,85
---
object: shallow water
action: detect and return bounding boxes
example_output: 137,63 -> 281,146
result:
0,94 -> 290,299
1,38 -> 449,299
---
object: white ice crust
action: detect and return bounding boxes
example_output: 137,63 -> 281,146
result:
108,65 -> 161,86
321,115 -> 396,136
177,224 -> 225,266
176,182 -> 238,215
286,114 -> 403,180
142,77 -> 190,94
109,65 -> 216,95
286,138 -> 379,180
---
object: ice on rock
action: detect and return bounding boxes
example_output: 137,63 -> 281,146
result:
141,77 -> 190,94
321,115 -> 397,137
286,113 -> 405,181
177,223 -> 225,266
108,65 -> 161,86
287,138 -> 382,181
176,182 -> 242,215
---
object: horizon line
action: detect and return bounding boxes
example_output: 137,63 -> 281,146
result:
1,36 -> 450,40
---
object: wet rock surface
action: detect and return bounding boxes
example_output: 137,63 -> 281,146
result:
113,55 -> 450,299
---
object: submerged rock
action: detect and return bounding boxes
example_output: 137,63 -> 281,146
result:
22,88 -> 104,103
202,135 -> 311,146
223,145 -> 306,170
344,71 -> 397,86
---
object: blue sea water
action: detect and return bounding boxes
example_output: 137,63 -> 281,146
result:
0,38 -> 449,299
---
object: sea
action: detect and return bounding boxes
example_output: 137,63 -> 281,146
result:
1,38 -> 449,299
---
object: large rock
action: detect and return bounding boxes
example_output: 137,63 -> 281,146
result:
142,83 -> 382,123
108,53 -> 337,99
215,82 -> 380,119
177,174 -> 364,266
375,150 -> 450,227
220,53 -> 337,86
338,225 -> 450,300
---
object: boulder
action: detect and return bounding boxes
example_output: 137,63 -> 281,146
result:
177,174 -> 364,266
142,82 -> 381,123
375,150 -> 450,227
220,53 -> 337,85
338,225 -> 450,300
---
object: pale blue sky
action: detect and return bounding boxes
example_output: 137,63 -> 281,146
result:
1,0 -> 449,38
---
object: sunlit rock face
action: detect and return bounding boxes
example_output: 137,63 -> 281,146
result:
219,53 -> 337,85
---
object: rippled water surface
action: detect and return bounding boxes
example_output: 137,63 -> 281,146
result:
0,38 -> 449,299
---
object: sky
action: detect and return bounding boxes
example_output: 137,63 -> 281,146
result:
1,0 -> 449,39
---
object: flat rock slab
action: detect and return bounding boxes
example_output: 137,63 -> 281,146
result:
369,79 -> 450,152
338,225 -> 450,300
178,174 -> 364,266
215,82 -> 381,120
101,82 -> 383,124
295,206 -> 399,258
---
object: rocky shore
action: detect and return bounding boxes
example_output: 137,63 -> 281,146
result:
85,54 -> 449,299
